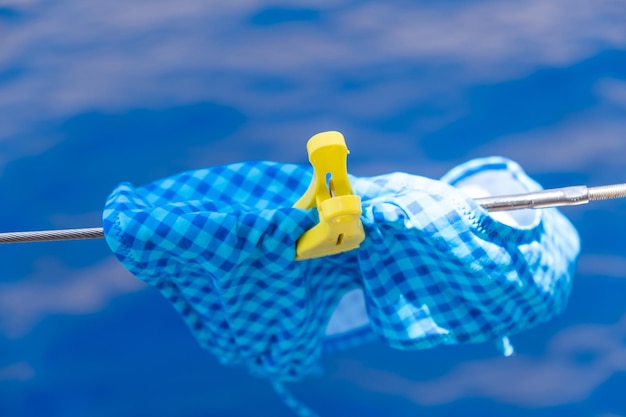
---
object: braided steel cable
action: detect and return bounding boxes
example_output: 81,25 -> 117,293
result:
1,183 -> 625,244
0,227 -> 104,244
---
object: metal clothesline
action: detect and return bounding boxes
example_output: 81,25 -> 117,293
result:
1,182 -> 625,245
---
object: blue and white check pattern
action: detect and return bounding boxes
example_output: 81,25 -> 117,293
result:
103,156 -> 579,413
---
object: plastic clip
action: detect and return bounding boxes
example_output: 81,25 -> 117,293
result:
293,131 -> 365,260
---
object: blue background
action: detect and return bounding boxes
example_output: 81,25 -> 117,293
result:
1,1 -> 626,416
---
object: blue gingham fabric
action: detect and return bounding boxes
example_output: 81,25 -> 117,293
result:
103,156 -> 580,415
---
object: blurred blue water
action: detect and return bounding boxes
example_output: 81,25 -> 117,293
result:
1,1 -> 626,416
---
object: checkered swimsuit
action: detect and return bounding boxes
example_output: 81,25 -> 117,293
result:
103,157 -> 579,416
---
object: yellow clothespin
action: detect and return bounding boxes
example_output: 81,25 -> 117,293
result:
293,131 -> 365,260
